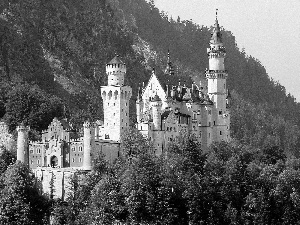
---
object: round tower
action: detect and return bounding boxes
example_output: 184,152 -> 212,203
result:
106,55 -> 126,86
206,10 -> 228,110
136,87 -> 143,123
17,123 -> 30,165
151,94 -> 162,130
83,121 -> 95,170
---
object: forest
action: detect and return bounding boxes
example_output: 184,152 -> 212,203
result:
0,0 -> 300,224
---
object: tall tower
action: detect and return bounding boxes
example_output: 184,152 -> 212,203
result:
101,55 -> 132,141
83,121 -> 95,170
206,10 -> 227,110
206,10 -> 230,142
151,94 -> 162,130
16,123 -> 30,165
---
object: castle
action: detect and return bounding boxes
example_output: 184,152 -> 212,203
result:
15,15 -> 230,198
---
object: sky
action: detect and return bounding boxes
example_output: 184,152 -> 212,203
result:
151,0 -> 300,101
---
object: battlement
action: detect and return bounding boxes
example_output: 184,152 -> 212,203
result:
106,63 -> 126,75
83,121 -> 95,129
17,124 -> 30,132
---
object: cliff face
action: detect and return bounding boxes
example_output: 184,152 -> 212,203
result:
0,122 -> 14,151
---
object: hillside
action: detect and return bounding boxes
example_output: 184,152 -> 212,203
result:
0,0 -> 300,155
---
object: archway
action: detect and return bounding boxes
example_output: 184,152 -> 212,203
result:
50,156 -> 58,168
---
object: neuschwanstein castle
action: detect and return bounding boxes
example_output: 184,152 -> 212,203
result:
15,15 -> 230,198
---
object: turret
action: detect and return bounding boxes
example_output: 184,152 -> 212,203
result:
17,123 -> 30,165
164,50 -> 175,76
83,121 -> 95,170
106,55 -> 126,86
206,9 -> 228,110
151,94 -> 162,130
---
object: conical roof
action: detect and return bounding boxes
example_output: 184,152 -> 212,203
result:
107,55 -> 124,65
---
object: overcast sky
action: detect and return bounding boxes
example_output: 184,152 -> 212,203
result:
152,0 -> 300,101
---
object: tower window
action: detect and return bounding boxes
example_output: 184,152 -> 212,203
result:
79,147 -> 83,152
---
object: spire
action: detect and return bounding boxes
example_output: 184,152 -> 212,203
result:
164,50 -> 175,76
210,9 -> 222,44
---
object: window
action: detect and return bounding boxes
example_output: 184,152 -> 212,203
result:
108,103 -> 109,106
72,158 -> 75,163
209,133 -> 211,138
37,159 -> 40,165
209,122 -> 211,127
114,103 -> 115,106
208,110 -> 211,115
219,111 -> 222,115
193,112 -> 197,120
79,158 -> 82,163
31,160 -> 33,164
114,113 -> 115,116
79,146 -> 83,152
72,147 -> 75,152
30,150 -> 33,154
122,109 -> 124,112
214,121 -> 216,126
220,131 -> 222,135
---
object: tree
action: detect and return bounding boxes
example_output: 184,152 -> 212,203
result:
0,162 -> 50,224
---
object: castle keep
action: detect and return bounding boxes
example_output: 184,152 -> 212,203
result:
16,15 -> 230,198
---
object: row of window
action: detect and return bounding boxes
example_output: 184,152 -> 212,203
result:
30,148 -> 41,154
166,126 -> 176,132
71,146 -> 83,152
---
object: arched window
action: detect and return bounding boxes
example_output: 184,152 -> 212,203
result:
37,148 -> 41,154
79,146 -> 83,152
71,147 -> 75,152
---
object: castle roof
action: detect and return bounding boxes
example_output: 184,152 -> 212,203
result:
210,11 -> 223,45
107,55 -> 125,65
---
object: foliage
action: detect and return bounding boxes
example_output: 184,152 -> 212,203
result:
0,162 -> 50,225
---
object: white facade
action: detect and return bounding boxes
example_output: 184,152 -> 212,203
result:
136,17 -> 230,153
